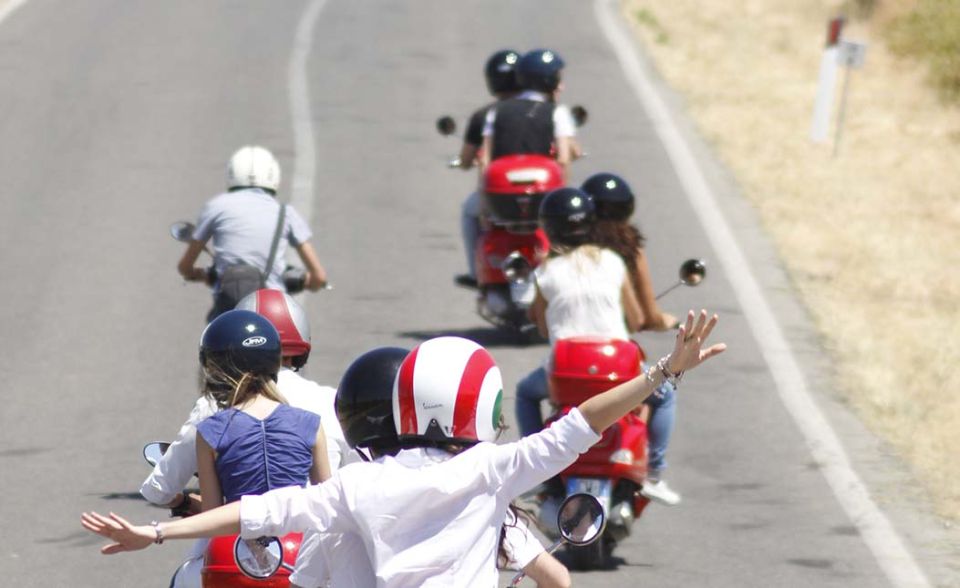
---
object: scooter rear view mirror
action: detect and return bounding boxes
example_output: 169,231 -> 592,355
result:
571,105 -> 589,127
501,252 -> 533,283
142,442 -> 171,467
557,493 -> 606,546
510,493 -> 605,586
655,258 -> 707,300
436,115 -> 457,136
679,258 -> 706,286
235,536 -> 283,579
169,221 -> 195,243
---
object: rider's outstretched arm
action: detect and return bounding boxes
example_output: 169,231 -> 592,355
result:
81,502 -> 242,555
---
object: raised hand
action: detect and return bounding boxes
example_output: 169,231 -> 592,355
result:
667,310 -> 726,374
80,512 -> 155,554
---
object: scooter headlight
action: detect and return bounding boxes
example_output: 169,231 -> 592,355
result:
609,449 -> 634,465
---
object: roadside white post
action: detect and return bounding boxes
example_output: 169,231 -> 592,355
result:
810,17 -> 845,143
833,40 -> 868,157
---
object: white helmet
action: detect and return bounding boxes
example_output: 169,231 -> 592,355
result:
393,336 -> 503,446
227,145 -> 281,193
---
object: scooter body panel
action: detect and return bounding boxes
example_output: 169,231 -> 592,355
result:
548,407 -> 648,486
469,154 -> 560,330
475,228 -> 549,286
544,337 -> 651,558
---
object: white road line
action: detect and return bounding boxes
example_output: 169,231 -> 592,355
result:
593,1 -> 931,586
287,0 -> 329,223
0,0 -> 29,26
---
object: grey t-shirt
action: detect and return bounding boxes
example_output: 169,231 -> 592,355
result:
193,188 -> 313,291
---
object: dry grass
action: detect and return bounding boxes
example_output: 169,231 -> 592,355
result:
622,0 -> 960,519
888,0 -> 960,102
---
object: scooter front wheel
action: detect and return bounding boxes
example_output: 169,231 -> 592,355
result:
565,531 -> 613,571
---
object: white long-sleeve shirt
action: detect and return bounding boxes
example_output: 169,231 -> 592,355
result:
291,451 -> 549,588
240,408 -> 600,588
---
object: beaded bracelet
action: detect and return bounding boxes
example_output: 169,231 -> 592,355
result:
656,355 -> 683,388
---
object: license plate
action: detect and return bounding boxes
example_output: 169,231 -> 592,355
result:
566,477 -> 612,513
509,280 -> 536,305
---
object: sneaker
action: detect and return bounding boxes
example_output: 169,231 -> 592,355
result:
641,479 -> 682,506
454,274 -> 478,289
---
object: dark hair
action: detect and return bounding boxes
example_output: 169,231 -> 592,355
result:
590,219 -> 645,267
498,504 -> 536,569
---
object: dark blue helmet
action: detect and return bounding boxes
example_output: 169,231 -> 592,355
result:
539,187 -> 596,247
199,309 -> 282,381
581,173 -> 635,221
485,49 -> 521,95
517,49 -> 565,93
335,347 -> 409,450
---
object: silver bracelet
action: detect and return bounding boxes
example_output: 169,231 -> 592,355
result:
644,363 -> 668,399
150,520 -> 164,545
656,355 -> 683,388
643,363 -> 657,385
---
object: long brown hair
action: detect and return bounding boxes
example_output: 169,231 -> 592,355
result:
497,503 -> 536,569
589,219 -> 645,281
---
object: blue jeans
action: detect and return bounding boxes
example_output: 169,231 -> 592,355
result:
460,191 -> 481,278
515,367 -> 550,438
514,365 -> 676,477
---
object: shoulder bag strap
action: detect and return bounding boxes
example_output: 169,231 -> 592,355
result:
262,203 -> 287,288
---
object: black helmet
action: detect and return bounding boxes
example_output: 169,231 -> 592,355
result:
199,309 -> 282,382
335,347 -> 409,450
581,173 -> 635,221
539,187 -> 596,247
516,49 -> 565,93
485,49 -> 521,95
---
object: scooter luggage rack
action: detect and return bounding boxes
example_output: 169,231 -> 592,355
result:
482,216 -> 541,234
482,154 -> 563,227
549,337 -> 645,405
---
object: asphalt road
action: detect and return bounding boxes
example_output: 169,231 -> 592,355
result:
0,0 -> 954,586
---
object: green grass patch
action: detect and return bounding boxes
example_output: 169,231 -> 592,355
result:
634,7 -> 670,45
888,0 -> 960,102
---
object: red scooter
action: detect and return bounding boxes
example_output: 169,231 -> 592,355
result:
470,154 -> 561,332
205,533 -> 302,587
434,112 -> 585,334
142,443 -> 303,587
536,259 -> 706,569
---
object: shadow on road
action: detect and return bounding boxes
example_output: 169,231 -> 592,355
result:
98,491 -> 148,501
397,327 -> 546,349
556,551 -> 644,572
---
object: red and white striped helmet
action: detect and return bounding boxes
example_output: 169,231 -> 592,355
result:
236,289 -> 312,368
393,337 -> 503,445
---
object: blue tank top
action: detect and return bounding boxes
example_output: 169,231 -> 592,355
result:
197,404 -> 320,503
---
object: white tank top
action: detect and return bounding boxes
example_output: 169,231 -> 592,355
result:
535,246 -> 630,346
